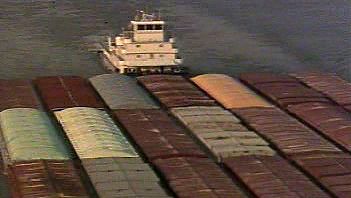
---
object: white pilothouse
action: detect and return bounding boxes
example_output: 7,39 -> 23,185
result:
101,10 -> 185,74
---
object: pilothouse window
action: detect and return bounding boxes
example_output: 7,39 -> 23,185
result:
137,25 -> 145,30
146,25 -> 153,30
155,25 -> 163,30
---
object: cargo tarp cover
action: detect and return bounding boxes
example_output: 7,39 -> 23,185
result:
171,106 -> 275,161
55,107 -> 138,158
0,108 -> 71,161
89,74 -> 158,110
191,74 -> 272,109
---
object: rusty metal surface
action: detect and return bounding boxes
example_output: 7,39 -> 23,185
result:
292,72 -> 351,107
287,102 -> 351,152
239,73 -> 331,107
0,79 -> 40,111
8,160 -> 89,198
191,74 -> 272,109
81,157 -> 171,198
113,109 -> 207,160
34,76 -> 104,111
224,155 -> 330,198
240,73 -> 300,85
153,157 -> 247,198
232,107 -> 340,154
171,106 -> 275,162
291,152 -> 351,198
137,75 -> 217,108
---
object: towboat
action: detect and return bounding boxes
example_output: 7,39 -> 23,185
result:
100,10 -> 185,75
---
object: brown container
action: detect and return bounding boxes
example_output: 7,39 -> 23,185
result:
240,73 -> 299,85
287,102 -> 351,152
0,79 -> 40,111
113,109 -> 207,160
224,155 -> 330,198
8,160 -> 89,198
239,73 -> 332,107
34,76 -> 104,111
154,157 -> 247,198
137,75 -> 217,108
291,152 -> 351,198
292,72 -> 351,107
232,107 -> 339,155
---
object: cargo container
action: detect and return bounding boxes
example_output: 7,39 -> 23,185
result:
137,75 -> 217,108
224,155 -> 330,198
171,106 -> 275,162
240,73 -> 300,85
0,108 -> 71,163
239,73 -> 331,107
81,157 -> 171,198
112,109 -> 249,197
89,74 -> 159,110
0,79 -> 41,111
8,160 -> 89,198
291,152 -> 351,198
288,102 -> 351,152
55,107 -> 139,159
153,157 -> 247,198
239,73 -> 351,153
230,106 -> 351,197
113,109 -> 207,160
191,74 -> 272,109
292,72 -> 351,109
232,107 -> 340,154
34,76 -> 104,111
170,106 -> 330,197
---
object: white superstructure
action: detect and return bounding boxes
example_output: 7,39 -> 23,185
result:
102,10 -> 184,74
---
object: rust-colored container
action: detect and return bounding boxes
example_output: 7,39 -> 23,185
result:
34,76 -> 104,111
292,72 -> 351,107
154,157 -> 247,198
232,107 -> 340,155
8,160 -> 89,198
0,79 -> 40,111
240,73 -> 299,85
137,75 -> 217,108
287,102 -> 351,152
239,73 -> 331,107
113,109 -> 207,160
291,152 -> 351,198
224,155 -> 330,198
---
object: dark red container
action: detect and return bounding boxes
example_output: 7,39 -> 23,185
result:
293,72 -> 351,107
8,160 -> 89,198
113,109 -> 207,160
224,155 -> 330,198
291,152 -> 351,198
0,79 -> 40,111
137,75 -> 217,108
288,102 -> 351,152
34,76 -> 104,111
154,157 -> 247,198
239,73 -> 332,107
240,73 -> 299,85
232,107 -> 339,155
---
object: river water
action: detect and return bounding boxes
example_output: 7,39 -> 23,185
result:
0,0 -> 350,79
